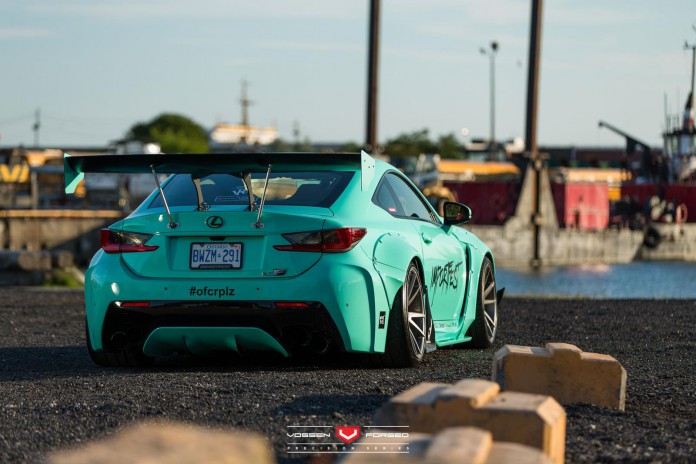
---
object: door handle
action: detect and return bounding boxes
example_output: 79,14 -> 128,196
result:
421,233 -> 433,244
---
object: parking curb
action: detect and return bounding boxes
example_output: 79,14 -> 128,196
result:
47,421 -> 275,464
341,427 -> 552,463
373,379 -> 565,464
492,343 -> 627,411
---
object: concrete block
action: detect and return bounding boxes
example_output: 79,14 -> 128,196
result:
373,379 -> 565,464
342,427 -> 551,464
48,421 -> 275,464
492,342 -> 627,411
0,250 -> 51,271
51,250 -> 75,269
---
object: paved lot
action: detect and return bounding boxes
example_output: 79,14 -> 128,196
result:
0,287 -> 694,462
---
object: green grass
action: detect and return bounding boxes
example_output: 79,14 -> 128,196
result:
42,268 -> 84,288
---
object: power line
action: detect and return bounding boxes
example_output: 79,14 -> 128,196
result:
0,114 -> 34,126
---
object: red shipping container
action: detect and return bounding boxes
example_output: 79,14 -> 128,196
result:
552,182 -> 609,230
443,181 -> 519,225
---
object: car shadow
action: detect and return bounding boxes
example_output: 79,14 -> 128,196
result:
0,346 -> 389,381
0,346 -> 109,382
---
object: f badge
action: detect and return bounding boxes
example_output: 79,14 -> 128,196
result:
206,216 -> 223,228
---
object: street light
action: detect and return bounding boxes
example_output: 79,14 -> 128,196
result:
480,41 -> 499,160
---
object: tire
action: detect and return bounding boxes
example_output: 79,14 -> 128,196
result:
372,262 -> 428,368
643,225 -> 661,249
85,319 -> 153,368
468,257 -> 498,349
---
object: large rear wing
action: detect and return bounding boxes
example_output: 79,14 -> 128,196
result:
64,151 -> 376,193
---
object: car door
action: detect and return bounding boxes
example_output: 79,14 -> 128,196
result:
378,173 -> 467,327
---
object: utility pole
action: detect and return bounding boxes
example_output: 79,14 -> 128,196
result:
365,0 -> 381,153
525,0 -> 544,268
688,24 -> 696,99
480,41 -> 499,160
33,108 -> 41,147
240,80 -> 253,143
293,120 -> 301,149
685,38 -> 695,130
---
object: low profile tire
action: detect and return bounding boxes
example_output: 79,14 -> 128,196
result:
85,319 -> 153,368
468,257 -> 498,349
373,262 -> 428,368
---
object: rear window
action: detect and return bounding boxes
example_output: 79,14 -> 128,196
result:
148,171 -> 354,209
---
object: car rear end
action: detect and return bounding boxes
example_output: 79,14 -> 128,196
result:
71,153 -> 388,361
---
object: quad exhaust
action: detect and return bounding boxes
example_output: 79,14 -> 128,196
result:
284,328 -> 331,354
309,333 -> 330,354
110,328 -> 144,351
110,332 -> 128,350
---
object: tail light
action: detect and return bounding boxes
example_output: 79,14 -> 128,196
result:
274,302 -> 310,309
274,227 -> 366,253
100,229 -> 158,254
120,301 -> 151,308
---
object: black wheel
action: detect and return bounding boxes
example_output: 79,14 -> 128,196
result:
373,262 -> 428,368
468,257 -> 498,348
643,225 -> 661,249
85,319 -> 153,368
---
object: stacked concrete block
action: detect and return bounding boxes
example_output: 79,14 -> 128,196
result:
48,421 -> 276,464
342,427 -> 552,464
373,379 -> 565,464
492,343 -> 627,410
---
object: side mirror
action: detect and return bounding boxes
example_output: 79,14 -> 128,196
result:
443,201 -> 471,225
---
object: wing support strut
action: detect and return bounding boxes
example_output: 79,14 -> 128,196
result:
254,164 -> 272,229
240,171 -> 257,212
150,164 -> 178,229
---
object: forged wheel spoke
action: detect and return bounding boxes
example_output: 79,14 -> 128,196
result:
484,281 -> 495,298
404,266 -> 426,356
407,272 -> 417,294
408,314 -> 426,337
484,311 -> 496,328
410,331 -> 423,354
408,288 -> 421,307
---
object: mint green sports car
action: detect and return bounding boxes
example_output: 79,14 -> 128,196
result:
65,151 -> 502,368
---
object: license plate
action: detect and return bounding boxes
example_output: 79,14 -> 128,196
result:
190,243 -> 242,269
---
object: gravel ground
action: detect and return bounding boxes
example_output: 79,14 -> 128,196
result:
0,287 -> 694,463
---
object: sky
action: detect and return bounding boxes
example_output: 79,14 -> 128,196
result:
1,0 -> 695,149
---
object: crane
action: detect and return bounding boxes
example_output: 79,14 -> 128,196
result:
598,120 -> 654,178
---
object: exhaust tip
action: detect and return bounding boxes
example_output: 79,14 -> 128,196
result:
110,332 -> 128,350
309,333 -> 330,354
285,327 -> 311,347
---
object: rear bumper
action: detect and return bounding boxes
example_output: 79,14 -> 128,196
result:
101,300 -> 344,357
85,249 -> 392,355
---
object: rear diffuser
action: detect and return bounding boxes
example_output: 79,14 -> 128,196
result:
142,327 -> 289,357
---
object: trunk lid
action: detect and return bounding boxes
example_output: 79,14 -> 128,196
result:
117,208 -> 329,279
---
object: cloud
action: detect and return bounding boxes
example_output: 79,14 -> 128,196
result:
0,27 -> 51,38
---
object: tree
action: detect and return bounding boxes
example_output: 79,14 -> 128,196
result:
127,113 -> 209,153
383,129 -> 465,159
269,137 -> 314,152
436,133 -> 465,159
